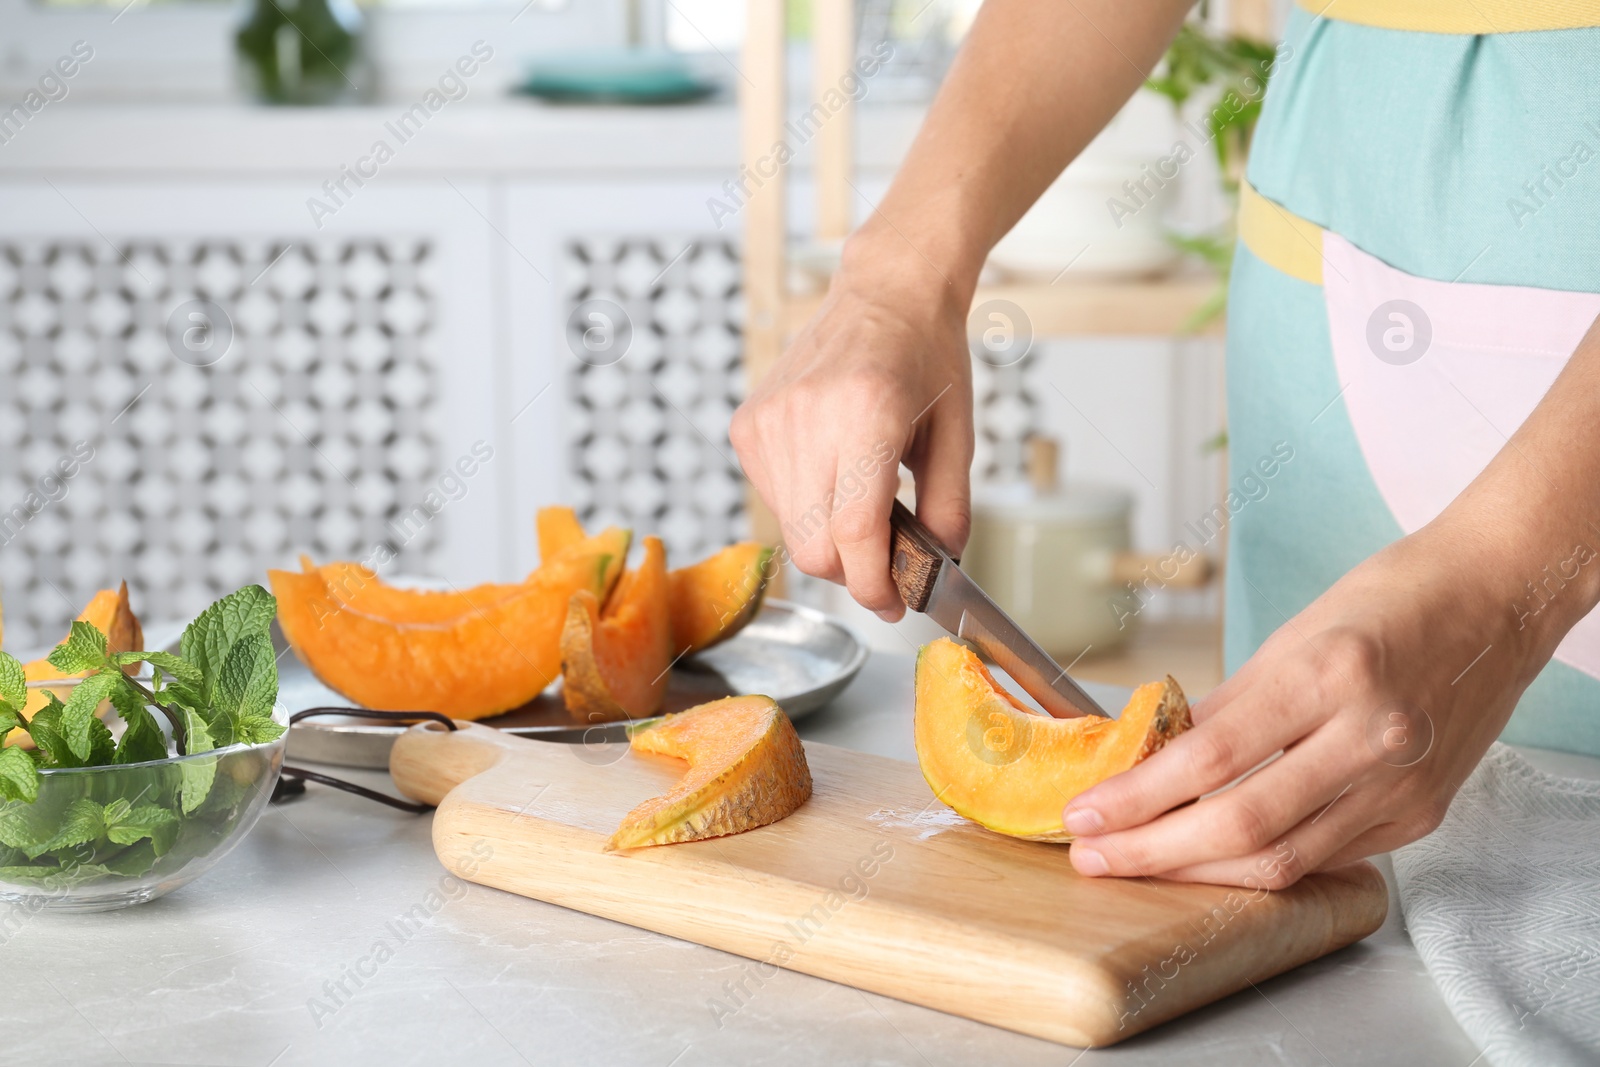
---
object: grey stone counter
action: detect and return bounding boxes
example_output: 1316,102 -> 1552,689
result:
0,651 -> 1504,1066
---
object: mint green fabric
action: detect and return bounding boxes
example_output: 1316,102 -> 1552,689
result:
1223,244 -> 1401,670
1248,7 -> 1600,290
1226,9 -> 1600,755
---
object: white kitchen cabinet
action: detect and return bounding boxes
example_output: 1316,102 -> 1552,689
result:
0,178 -> 504,645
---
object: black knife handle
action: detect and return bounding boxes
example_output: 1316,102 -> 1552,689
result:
889,499 -> 952,613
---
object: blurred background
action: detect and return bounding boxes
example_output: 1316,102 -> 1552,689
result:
0,0 -> 1280,695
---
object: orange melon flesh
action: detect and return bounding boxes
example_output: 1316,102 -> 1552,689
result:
607,694 -> 813,851
667,542 -> 775,655
306,558 -> 533,623
914,637 -> 1190,842
561,535 -> 673,722
13,583 -> 144,740
271,527 -> 630,720
537,506 -> 588,566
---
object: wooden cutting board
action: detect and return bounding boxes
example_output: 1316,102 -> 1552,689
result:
390,722 -> 1387,1048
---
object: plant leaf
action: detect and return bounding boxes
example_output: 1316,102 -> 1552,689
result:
24,695 -> 74,767
236,714 -> 287,746
29,692 -> 114,769
59,671 -> 121,762
24,798 -> 105,860
112,696 -> 169,766
181,585 -> 276,707
0,746 -> 40,804
104,801 -> 178,850
47,621 -> 110,675
0,802 -> 52,852
112,650 -> 203,690
179,708 -> 216,814
0,652 -> 25,710
97,840 -> 160,877
0,706 -> 22,741
218,632 -> 279,722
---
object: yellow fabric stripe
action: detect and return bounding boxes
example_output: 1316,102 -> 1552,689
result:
1238,181 -> 1324,286
1296,0 -> 1600,33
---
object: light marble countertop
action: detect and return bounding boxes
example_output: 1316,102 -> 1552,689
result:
0,650 -> 1515,1067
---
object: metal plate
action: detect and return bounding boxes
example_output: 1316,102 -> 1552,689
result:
281,599 -> 868,769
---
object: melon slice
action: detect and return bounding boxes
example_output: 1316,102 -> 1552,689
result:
537,506 -> 588,566
305,559 -> 533,622
607,694 -> 812,851
561,535 -> 673,723
914,637 -> 1190,842
271,527 -> 630,720
8,583 -> 144,746
667,542 -> 775,655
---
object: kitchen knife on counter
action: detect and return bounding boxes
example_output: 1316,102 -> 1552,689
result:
888,499 -> 1110,719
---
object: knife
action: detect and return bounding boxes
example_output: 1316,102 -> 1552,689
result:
888,499 -> 1110,719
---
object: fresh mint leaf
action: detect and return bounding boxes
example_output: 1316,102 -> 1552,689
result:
0,706 -> 23,741
30,696 -> 114,769
0,746 -> 40,803
0,801 -> 50,852
112,650 -> 203,690
114,717 -> 167,765
96,840 -> 159,877
235,715 -> 287,745
110,685 -> 169,765
59,672 -> 121,762
179,708 -> 217,814
218,632 -> 278,722
0,652 -> 25,710
47,621 -> 110,675
23,798 -> 104,860
181,585 -> 276,707
24,696 -> 73,766
84,716 -> 116,767
103,800 -> 178,853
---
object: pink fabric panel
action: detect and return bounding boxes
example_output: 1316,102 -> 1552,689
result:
1321,232 -> 1600,678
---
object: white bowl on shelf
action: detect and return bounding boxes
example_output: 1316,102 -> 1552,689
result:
988,158 -> 1180,281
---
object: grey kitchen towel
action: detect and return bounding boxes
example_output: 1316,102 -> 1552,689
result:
1392,744 -> 1600,1067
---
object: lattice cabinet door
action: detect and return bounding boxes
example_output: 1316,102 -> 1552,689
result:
0,180 -> 502,651
503,178 -> 748,576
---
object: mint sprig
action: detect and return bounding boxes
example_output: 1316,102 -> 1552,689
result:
0,584 -> 287,812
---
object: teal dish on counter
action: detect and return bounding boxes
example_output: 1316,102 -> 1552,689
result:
517,50 -> 718,104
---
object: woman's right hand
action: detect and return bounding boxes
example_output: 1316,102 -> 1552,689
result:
730,235 -> 975,621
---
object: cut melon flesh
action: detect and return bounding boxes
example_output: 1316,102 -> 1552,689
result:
914,637 -> 1190,842
537,506 -> 588,566
561,536 -> 673,722
667,542 -> 775,655
305,559 -> 533,622
607,694 -> 813,850
271,527 -> 630,720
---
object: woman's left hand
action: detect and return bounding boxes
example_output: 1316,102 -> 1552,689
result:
1062,516 -> 1577,888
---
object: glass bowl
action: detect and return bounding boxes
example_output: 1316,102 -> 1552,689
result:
0,707 -> 288,912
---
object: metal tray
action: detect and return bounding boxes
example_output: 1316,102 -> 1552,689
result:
281,599 -> 868,769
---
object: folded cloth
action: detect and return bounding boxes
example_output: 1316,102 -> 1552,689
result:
1393,743 -> 1600,1067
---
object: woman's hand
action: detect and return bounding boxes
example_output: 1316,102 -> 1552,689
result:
731,237 -> 974,620
1063,514 -> 1580,888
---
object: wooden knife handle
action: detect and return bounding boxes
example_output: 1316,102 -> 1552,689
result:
889,500 -> 951,614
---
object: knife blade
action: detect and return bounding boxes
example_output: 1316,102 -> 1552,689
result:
888,499 -> 1110,719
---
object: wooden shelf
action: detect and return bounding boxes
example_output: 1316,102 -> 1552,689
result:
779,275 -> 1223,339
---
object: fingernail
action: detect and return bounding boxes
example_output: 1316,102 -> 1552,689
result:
875,608 -> 902,623
1064,806 -> 1103,836
1073,846 -> 1108,876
